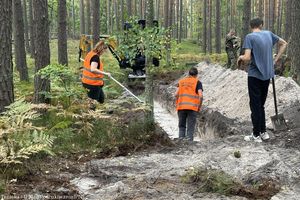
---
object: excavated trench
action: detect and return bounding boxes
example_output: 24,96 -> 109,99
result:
69,62 -> 300,200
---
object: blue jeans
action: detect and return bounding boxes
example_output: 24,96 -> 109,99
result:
178,110 -> 197,141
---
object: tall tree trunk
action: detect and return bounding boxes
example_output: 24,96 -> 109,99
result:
80,0 -> 85,34
145,0 -> 154,120
164,0 -> 171,65
169,0 -> 174,37
121,0 -> 125,27
176,0 -> 179,42
207,0 -> 212,54
139,0 -> 143,19
127,0 -> 132,17
72,0 -> 76,38
115,0 -> 120,31
276,0 -> 282,35
13,0 -> 29,81
226,0 -> 229,34
22,0 -> 30,53
258,0 -> 264,19
241,0 -> 251,51
190,0 -> 193,39
264,0 -> 269,29
107,0 -> 110,33
28,0 -> 35,58
290,0 -> 300,83
156,0 -> 160,19
164,0 -> 169,28
0,0 -> 14,112
93,0 -> 100,45
33,0 -> 50,104
179,0 -> 183,42
215,0 -> 221,53
269,0 -> 275,32
284,0 -> 292,41
86,0 -> 91,34
58,0 -> 68,65
203,0 -> 207,53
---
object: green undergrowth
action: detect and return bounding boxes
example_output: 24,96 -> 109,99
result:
181,167 -> 280,199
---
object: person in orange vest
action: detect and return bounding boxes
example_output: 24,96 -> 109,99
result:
82,40 -> 111,104
175,67 -> 203,141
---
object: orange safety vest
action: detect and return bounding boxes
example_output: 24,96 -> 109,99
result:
176,76 -> 201,111
81,51 -> 104,86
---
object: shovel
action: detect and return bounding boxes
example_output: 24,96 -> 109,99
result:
270,77 -> 287,131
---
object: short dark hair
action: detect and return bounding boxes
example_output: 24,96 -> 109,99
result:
189,67 -> 198,76
250,18 -> 263,29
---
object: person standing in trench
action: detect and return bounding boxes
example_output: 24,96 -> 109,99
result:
175,67 -> 203,141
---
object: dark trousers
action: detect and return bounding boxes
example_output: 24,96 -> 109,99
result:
178,110 -> 197,141
248,76 -> 270,137
82,83 -> 105,103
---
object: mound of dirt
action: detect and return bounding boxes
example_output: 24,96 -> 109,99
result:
195,62 -> 300,129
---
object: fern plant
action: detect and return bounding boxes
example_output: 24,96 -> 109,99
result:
37,63 -> 85,108
0,99 -> 55,165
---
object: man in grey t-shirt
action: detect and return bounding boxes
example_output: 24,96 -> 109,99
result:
237,18 -> 287,142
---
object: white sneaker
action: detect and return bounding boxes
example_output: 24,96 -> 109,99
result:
244,134 -> 262,143
260,132 -> 270,140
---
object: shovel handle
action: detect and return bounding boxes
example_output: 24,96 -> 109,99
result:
271,77 -> 279,116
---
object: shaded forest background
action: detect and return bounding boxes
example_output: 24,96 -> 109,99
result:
1,0 -> 300,111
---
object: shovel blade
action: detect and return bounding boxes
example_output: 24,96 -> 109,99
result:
270,113 -> 287,131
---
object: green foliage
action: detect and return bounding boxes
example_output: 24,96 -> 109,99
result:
0,100 -> 55,165
181,167 -> 240,196
116,17 -> 167,66
37,63 -> 85,107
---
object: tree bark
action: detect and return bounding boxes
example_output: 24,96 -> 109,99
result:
58,0 -> 68,66
127,0 -> 132,17
269,0 -> 275,32
80,0 -> 85,34
121,0 -> 125,27
0,0 -> 14,112
115,0 -> 120,31
33,0 -> 50,104
72,0 -> 76,38
241,0 -> 251,50
179,0 -> 183,42
93,0 -> 100,45
207,0 -> 212,54
215,0 -> 221,53
203,0 -> 207,53
284,0 -> 292,41
264,0 -> 269,29
258,0 -> 264,19
22,0 -> 30,53
28,0 -> 35,58
13,0 -> 29,81
107,0 -> 110,34
145,0 -> 154,120
290,0 -> 300,83
86,0 -> 91,34
164,0 -> 169,28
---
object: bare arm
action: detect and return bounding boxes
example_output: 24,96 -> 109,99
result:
174,87 -> 179,98
237,49 -> 251,63
90,62 -> 111,76
198,89 -> 203,111
274,38 -> 288,64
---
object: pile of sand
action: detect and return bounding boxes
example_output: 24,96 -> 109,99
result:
196,62 -> 300,125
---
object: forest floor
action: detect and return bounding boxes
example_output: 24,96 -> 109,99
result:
3,47 -> 300,199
